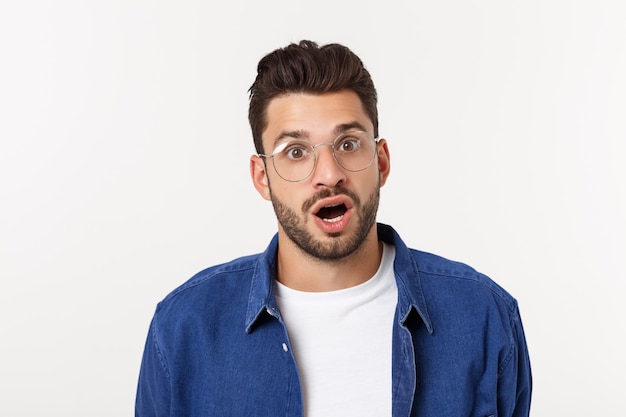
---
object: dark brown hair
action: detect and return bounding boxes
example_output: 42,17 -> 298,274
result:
248,40 -> 378,154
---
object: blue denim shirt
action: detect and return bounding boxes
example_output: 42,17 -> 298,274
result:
136,223 -> 532,416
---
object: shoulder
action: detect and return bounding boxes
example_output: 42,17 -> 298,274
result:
378,223 -> 519,314
410,249 -> 519,313
167,254 -> 259,296
154,253 -> 261,315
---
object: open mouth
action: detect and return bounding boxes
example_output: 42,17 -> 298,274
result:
315,203 -> 348,223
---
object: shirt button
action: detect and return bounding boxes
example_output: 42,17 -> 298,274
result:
282,343 -> 289,352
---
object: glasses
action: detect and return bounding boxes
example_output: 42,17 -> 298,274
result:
259,130 -> 380,182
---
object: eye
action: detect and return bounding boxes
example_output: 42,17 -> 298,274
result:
283,143 -> 311,161
336,136 -> 361,153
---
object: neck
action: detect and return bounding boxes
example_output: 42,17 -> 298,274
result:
275,226 -> 383,292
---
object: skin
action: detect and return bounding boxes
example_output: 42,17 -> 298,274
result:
250,90 -> 391,292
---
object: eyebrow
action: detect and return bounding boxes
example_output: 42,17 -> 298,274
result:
271,122 -> 370,149
333,122 -> 369,136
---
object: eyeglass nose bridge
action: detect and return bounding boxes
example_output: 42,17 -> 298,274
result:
311,141 -> 339,160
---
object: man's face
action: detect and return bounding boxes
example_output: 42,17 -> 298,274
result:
250,90 -> 390,261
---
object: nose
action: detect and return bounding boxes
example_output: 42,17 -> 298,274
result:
310,144 -> 346,187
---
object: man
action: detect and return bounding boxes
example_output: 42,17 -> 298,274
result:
136,40 -> 532,417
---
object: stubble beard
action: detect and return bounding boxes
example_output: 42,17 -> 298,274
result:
270,184 -> 380,262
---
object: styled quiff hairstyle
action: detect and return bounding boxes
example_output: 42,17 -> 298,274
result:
248,40 -> 378,154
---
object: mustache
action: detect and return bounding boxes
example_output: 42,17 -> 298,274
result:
301,186 -> 361,213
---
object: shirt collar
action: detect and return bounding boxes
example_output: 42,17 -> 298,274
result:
244,223 -> 433,334
377,223 -> 433,334
244,233 -> 280,333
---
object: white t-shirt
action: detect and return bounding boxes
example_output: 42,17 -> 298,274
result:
275,243 -> 398,417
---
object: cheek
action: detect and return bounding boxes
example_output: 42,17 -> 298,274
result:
269,182 -> 303,206
354,170 -> 382,192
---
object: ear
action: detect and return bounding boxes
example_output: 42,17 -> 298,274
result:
250,155 -> 272,201
376,139 -> 391,187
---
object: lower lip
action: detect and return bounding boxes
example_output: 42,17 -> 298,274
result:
313,209 -> 352,234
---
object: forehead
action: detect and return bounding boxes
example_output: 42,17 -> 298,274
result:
262,91 -> 373,148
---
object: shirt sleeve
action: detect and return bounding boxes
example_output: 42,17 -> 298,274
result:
135,317 -> 171,417
498,301 -> 533,417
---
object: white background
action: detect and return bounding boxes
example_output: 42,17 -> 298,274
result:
1,1 -> 624,415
